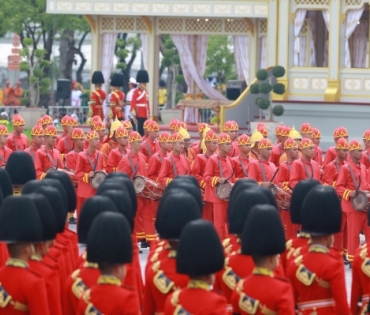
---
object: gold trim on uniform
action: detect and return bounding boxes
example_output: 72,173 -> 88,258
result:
6,258 -> 28,268
97,275 -> 122,286
187,280 -> 211,291
85,303 -> 103,315
30,254 -> 42,262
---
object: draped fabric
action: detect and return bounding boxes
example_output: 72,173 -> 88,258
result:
345,7 -> 365,68
308,11 -> 317,67
233,35 -> 250,84
298,36 -> 307,66
322,10 -> 330,67
140,33 -> 147,69
293,9 -> 307,66
352,21 -> 369,68
260,36 -> 267,69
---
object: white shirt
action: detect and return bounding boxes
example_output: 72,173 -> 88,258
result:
125,88 -> 135,119
71,90 -> 83,107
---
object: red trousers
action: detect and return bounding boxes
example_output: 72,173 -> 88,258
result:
76,196 -> 87,222
135,197 -> 156,242
213,201 -> 228,239
202,202 -> 213,223
346,211 -> 370,262
279,210 -> 297,240
333,212 -> 348,255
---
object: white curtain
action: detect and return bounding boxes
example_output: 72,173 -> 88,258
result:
345,7 -> 365,68
101,33 -> 118,124
322,10 -> 330,67
352,21 -> 368,68
293,9 -> 307,66
140,33 -> 147,70
233,35 -> 249,84
298,36 -> 307,66
260,36 -> 267,68
308,11 -> 317,66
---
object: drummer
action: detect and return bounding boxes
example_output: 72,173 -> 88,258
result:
232,134 -> 251,180
249,129 -> 264,161
336,139 -> 370,264
75,130 -> 104,220
56,116 -> 75,157
106,126 -> 129,173
223,120 -> 239,157
118,131 -> 154,245
35,125 -> 63,180
24,125 -> 44,162
141,120 -> 160,162
65,128 -> 85,180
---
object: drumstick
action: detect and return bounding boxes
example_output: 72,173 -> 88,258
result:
356,175 -> 361,193
269,168 -> 279,183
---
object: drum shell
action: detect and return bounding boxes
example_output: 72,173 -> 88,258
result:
134,176 -> 164,200
351,190 -> 370,211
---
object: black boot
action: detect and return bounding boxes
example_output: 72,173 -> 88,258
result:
343,255 -> 349,265
141,240 -> 149,249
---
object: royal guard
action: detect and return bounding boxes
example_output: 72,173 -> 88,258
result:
286,186 -> 351,315
77,212 -> 140,315
7,114 -> 28,151
118,131 -> 155,243
361,129 -> 370,170
0,125 -> 12,168
141,120 -> 160,162
204,133 -> 235,239
279,126 -> 302,164
88,71 -> 106,121
190,123 -> 209,155
191,129 -> 218,222
3,80 -> 14,106
312,127 -> 323,166
143,193 -> 201,315
164,220 -> 228,315
257,122 -> 268,138
232,134 -> 251,180
38,114 -> 54,130
27,193 -> 63,315
231,205 -> 295,315
249,129 -> 264,160
75,130 -> 104,218
276,137 -> 299,240
125,77 -> 137,122
336,139 -> 370,264
25,125 -> 45,162
169,119 -> 182,134
56,115 -> 71,146
13,81 -> 23,106
100,118 -> 122,168
35,125 -> 63,179
289,138 -> 321,189
248,138 -> 278,187
0,196 -> 50,314
106,126 -> 129,173
223,120 -> 239,157
157,132 -> 190,187
131,70 -> 150,136
270,125 -> 290,167
65,128 -> 85,179
323,126 -> 349,167
56,116 -> 74,157
109,73 -> 125,122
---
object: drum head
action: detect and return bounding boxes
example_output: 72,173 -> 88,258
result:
133,176 -> 146,194
351,191 -> 369,211
215,182 -> 232,200
46,167 -> 56,173
270,184 -> 277,196
91,171 -> 107,189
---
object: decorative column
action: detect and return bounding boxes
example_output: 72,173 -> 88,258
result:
324,0 -> 341,101
84,15 -> 99,73
267,0 -> 278,67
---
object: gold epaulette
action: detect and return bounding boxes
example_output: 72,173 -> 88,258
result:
295,256 -> 329,289
361,258 -> 370,277
85,302 -> 103,315
153,269 -> 175,294
71,271 -> 88,299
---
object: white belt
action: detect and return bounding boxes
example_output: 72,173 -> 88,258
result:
297,299 -> 335,310
136,104 -> 147,107
362,295 -> 369,302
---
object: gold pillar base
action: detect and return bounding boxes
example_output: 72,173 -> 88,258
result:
324,80 -> 340,102
272,78 -> 289,101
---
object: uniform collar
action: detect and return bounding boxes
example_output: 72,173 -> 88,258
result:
299,232 -> 310,238
6,258 -> 29,268
97,275 -> 122,286
187,280 -> 211,291
309,244 -> 329,254
252,267 -> 274,277
30,254 -> 42,261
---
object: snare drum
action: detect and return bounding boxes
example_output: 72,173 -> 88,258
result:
351,191 -> 370,211
275,186 -> 292,211
133,176 -> 164,200
90,171 -> 107,189
215,181 -> 234,201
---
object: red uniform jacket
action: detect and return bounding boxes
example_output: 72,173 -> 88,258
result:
65,150 -> 80,182
109,90 -> 125,120
323,146 -> 337,168
222,235 -> 241,257
44,246 -> 68,298
131,88 -> 149,118
227,141 -> 240,158
35,147 -> 63,179
322,160 -> 345,187
276,160 -> 293,190
24,145 -> 39,162
335,159 -> 369,213
0,259 -> 50,315
75,150 -> 104,198
147,151 -> 168,180
0,146 -> 12,167
28,255 -> 62,315
289,158 -> 321,189
143,250 -> 189,315
231,268 -> 295,315
248,159 -> 278,184
281,235 -> 310,272
6,132 -> 28,151
270,143 -> 284,167
0,243 -> 9,267
118,151 -> 147,178
361,149 -> 370,169
90,88 -> 106,120
56,131 -> 68,147
157,153 -> 190,187
141,138 -> 159,162
78,276 -> 140,315
56,135 -> 74,155
204,154 -> 235,204
232,155 -> 250,180
286,245 -> 351,315
314,144 -> 323,166
64,263 -> 100,315
106,147 -> 129,173
191,153 -> 214,190
100,140 -> 118,169
164,280 -> 229,315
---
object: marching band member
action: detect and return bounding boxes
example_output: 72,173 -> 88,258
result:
289,138 -> 321,189
106,126 -> 129,173
323,127 -> 349,168
223,120 -> 239,157
361,129 -> 370,169
56,115 -> 71,146
312,127 -> 323,166
142,119 -> 154,141
25,125 -> 44,161
109,73 -> 125,122
100,118 -> 122,169
38,114 -> 54,130
56,116 -> 74,156
84,119 -> 105,150
122,119 -> 134,134
65,128 -> 85,180
336,139 -> 370,264
75,130 -> 104,219
257,122 -> 268,138
35,125 -> 63,180
232,134 -> 251,180
270,125 -> 290,167
7,114 -> 28,151
0,125 -> 12,168
88,71 -> 106,121
131,70 -> 150,136
300,122 -> 313,140
191,129 -> 218,222
279,126 -> 302,164
249,129 -> 263,160
157,132 -> 190,187
204,133 -> 235,239
178,127 -> 192,161
169,119 -> 181,134
300,123 -> 322,167
141,120 -> 159,162
190,123 -> 208,155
